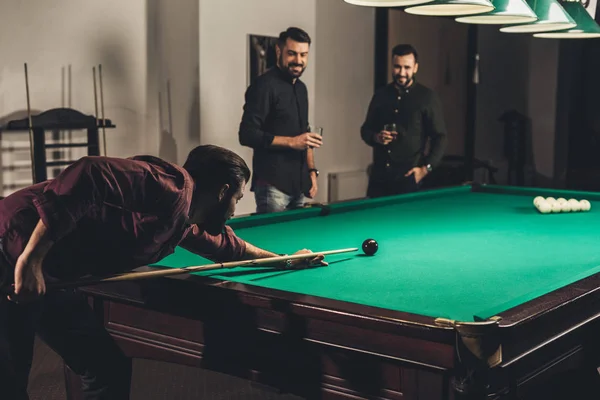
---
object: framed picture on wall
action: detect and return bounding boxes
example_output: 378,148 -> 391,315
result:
248,34 -> 278,86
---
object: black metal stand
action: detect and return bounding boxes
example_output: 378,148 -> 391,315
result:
0,107 -> 115,183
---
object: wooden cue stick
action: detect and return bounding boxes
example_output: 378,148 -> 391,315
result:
98,64 -> 107,156
24,63 -> 36,183
167,80 -> 173,137
92,67 -> 99,128
158,91 -> 164,134
47,248 -> 358,290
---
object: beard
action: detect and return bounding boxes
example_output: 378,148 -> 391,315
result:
202,198 -> 232,236
394,74 -> 413,88
279,54 -> 305,79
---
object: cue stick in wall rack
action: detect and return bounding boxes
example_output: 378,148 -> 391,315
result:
23,63 -> 37,183
93,66 -> 99,137
98,64 -> 107,156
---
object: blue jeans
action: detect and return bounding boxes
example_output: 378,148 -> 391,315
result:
254,183 -> 306,214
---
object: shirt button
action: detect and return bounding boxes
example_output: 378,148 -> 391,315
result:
394,109 -> 398,113
386,163 -> 390,167
387,150 -> 391,154
397,96 -> 401,100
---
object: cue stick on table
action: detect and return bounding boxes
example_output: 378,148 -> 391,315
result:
34,247 -> 358,291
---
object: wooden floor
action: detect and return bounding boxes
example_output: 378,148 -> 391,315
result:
28,337 -> 302,400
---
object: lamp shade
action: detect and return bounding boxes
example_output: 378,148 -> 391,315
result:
500,0 -> 576,32
343,0 -> 434,6
534,1 -> 600,38
405,0 -> 495,16
455,0 -> 538,24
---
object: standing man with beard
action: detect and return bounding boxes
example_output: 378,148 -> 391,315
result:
239,27 -> 322,214
361,44 -> 447,198
0,145 -> 325,400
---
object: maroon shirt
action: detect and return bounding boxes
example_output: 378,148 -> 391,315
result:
0,155 -> 246,281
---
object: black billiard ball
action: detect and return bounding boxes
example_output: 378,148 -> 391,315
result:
362,239 -> 378,256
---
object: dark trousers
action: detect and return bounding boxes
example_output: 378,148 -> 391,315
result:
0,289 -> 132,400
367,169 -> 420,199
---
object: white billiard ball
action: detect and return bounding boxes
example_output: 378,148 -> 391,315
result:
533,196 -> 545,206
537,201 -> 552,214
579,199 -> 591,211
568,199 -> 581,212
556,197 -> 567,205
546,197 -> 556,203
551,202 -> 562,213
560,202 -> 571,212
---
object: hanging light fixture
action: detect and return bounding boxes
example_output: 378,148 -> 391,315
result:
455,0 -> 538,24
499,0 -> 576,33
404,0 -> 495,17
534,0 -> 600,38
343,0 -> 434,7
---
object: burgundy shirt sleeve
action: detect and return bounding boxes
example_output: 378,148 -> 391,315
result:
179,224 -> 247,262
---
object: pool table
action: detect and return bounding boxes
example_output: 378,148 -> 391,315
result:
64,184 -> 600,399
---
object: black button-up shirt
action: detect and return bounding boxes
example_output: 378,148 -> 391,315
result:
238,67 -> 310,196
360,81 -> 447,180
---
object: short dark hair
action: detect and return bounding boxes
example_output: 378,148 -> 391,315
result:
183,145 -> 250,193
392,44 -> 418,63
277,27 -> 312,48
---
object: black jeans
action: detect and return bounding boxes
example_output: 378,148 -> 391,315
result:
0,289 -> 132,400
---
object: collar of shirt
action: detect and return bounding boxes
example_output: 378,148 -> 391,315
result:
393,78 -> 417,96
275,65 -> 298,85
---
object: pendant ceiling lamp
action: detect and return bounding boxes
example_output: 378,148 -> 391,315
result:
534,0 -> 600,38
404,0 -> 495,17
455,0 -> 538,24
343,0 -> 434,7
499,0 -> 576,33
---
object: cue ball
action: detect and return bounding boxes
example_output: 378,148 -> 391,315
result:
362,239 -> 378,256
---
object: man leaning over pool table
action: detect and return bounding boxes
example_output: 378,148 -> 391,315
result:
0,144 -> 325,400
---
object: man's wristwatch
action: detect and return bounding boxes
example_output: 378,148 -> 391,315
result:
309,168 -> 319,177
424,164 -> 432,172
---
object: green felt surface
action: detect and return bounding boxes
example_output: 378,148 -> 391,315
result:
152,186 -> 600,322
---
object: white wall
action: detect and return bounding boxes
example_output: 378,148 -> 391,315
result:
147,0 -> 200,164
0,0 -> 377,214
313,1 -> 375,199
0,0 -> 147,195
0,0 -> 147,157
